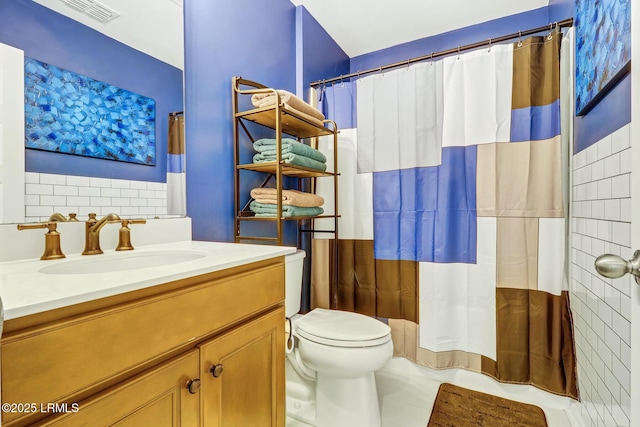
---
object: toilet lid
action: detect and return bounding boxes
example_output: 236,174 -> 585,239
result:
295,308 -> 391,346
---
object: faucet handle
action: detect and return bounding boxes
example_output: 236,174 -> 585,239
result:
48,212 -> 79,222
17,222 -> 66,260
116,219 -> 147,251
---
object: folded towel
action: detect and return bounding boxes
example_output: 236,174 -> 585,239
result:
250,201 -> 324,218
250,188 -> 324,207
253,138 -> 327,163
253,152 -> 328,171
251,90 -> 325,122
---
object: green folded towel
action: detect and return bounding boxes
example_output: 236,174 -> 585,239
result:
252,152 -> 327,171
249,201 -> 324,217
253,138 -> 327,163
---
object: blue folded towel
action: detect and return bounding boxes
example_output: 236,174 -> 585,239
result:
252,152 -> 327,171
249,201 -> 324,217
253,138 -> 327,163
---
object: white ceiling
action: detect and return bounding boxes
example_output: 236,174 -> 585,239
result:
291,0 -> 550,57
33,0 -> 550,70
33,0 -> 184,69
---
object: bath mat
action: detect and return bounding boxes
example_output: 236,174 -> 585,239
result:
427,383 -> 548,427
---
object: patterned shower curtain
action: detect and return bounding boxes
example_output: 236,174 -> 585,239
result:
312,30 -> 578,398
167,113 -> 186,215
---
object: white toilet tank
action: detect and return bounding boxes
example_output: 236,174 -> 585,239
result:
285,249 -> 306,317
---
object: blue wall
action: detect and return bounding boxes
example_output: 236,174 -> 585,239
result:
296,6 -> 350,98
0,0 -> 183,182
185,0 -> 347,242
351,7 -> 550,73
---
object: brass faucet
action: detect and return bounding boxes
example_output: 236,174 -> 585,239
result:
82,213 -> 121,255
17,222 -> 66,260
48,212 -> 79,222
116,219 -> 147,251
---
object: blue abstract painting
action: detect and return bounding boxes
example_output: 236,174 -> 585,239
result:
24,58 -> 156,165
575,0 -> 631,116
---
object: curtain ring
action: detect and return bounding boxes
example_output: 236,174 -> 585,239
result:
457,46 -> 461,60
406,58 -> 410,71
430,52 -> 434,65
547,23 -> 553,40
488,38 -> 492,52
379,66 -> 384,77
518,31 -> 523,47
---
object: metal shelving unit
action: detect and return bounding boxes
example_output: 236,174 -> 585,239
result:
232,77 -> 339,248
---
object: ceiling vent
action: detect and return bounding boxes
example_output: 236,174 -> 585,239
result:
59,0 -> 120,23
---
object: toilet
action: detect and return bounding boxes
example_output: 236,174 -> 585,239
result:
285,250 -> 393,427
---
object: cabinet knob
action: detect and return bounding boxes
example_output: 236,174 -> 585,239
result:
186,378 -> 201,394
210,364 -> 224,378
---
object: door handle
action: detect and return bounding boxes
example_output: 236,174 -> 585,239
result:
594,250 -> 640,285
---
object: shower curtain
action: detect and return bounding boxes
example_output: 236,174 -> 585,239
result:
313,30 -> 578,398
167,113 -> 186,215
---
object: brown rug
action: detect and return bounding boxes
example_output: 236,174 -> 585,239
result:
427,383 -> 548,427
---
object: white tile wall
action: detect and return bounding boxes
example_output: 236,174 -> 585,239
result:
24,172 -> 170,222
571,124 -> 632,427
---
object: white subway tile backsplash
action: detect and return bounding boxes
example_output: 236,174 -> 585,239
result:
101,188 -> 121,198
89,177 -> 111,188
90,197 -> 112,207
611,174 -> 630,199
66,196 -> 91,206
138,190 -> 156,199
619,150 -> 632,174
130,181 -> 148,190
78,187 -> 102,197
26,183 -> 53,195
24,194 -> 39,206
591,160 -> 604,181
147,182 -> 164,191
26,205 -> 54,217
54,185 -> 79,196
24,173 -> 169,221
611,125 -> 630,153
111,179 -> 131,189
571,124 -> 631,427
40,173 -> 66,185
25,172 -> 40,184
40,195 -> 66,206
597,178 -> 612,200
66,175 -> 91,186
603,154 -> 620,177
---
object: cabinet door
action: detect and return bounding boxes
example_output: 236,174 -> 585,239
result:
200,308 -> 285,427
38,350 -> 200,427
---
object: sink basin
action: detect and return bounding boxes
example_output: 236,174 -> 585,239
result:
39,250 -> 209,275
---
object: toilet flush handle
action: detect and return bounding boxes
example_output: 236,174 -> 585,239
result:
210,364 -> 224,378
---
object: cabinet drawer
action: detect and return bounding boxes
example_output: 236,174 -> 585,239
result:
2,261 -> 284,426
36,349 -> 200,426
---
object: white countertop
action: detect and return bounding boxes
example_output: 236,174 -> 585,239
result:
0,241 -> 296,320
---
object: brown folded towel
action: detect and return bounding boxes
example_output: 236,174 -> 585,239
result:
251,90 -> 325,122
250,188 -> 324,207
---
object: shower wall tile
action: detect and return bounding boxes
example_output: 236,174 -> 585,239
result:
24,172 -> 172,223
571,124 -> 631,427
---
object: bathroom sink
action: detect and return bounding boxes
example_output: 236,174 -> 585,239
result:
39,250 -> 209,275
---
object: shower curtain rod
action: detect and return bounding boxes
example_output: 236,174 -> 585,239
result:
310,17 -> 573,87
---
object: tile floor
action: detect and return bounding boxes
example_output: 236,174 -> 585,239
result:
287,357 -> 579,427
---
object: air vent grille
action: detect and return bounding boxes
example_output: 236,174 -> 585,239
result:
60,0 -> 120,23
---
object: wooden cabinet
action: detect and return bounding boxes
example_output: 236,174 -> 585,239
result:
37,350 -> 200,427
200,308 -> 285,427
1,257 -> 286,427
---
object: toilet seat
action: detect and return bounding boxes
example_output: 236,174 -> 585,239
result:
295,308 -> 391,348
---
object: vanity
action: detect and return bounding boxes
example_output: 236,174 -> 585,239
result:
0,240 -> 295,426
